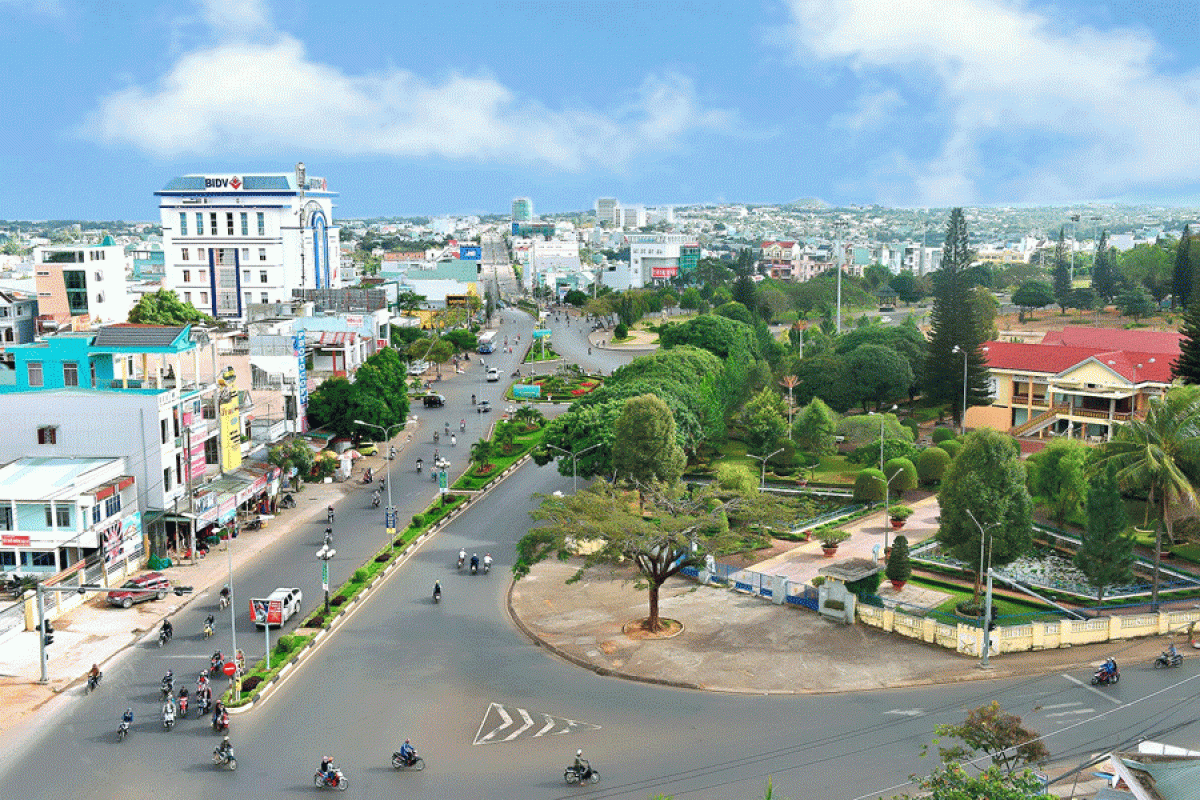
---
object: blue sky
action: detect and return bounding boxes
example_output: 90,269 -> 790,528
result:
2,0 -> 1199,220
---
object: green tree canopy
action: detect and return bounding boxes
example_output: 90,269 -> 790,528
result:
128,289 -> 215,326
1026,439 -> 1090,527
612,394 -> 686,492
793,398 -> 839,456
1011,280 -> 1055,317
930,701 -> 1049,775
1075,462 -> 1135,604
843,344 -> 914,411
740,387 -> 788,456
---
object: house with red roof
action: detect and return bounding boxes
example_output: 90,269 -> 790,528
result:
965,328 -> 1182,442
760,240 -> 801,279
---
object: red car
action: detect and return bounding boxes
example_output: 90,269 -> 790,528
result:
107,572 -> 171,608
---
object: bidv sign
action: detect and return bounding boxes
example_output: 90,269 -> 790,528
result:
204,176 -> 243,190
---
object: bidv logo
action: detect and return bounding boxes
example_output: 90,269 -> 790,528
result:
204,176 -> 242,190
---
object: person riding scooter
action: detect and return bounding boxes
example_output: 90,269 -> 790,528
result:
398,739 -> 417,766
161,619 -> 173,641
457,549 -> 466,569
433,581 -> 442,603
573,749 -> 593,780
216,736 -> 235,764
470,553 -> 480,574
416,457 -> 423,474
483,553 -> 493,574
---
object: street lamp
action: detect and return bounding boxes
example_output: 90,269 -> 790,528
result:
748,447 -> 785,489
316,544 -> 336,614
545,442 -> 602,493
868,405 -> 899,472
966,509 -> 1001,669
354,419 -> 405,546
951,345 -> 969,434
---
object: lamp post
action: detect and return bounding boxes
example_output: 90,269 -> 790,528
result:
545,442 -> 602,493
952,344 -> 969,434
966,509 -> 1001,668
316,544 -> 336,614
748,448 -> 785,489
354,419 -> 405,545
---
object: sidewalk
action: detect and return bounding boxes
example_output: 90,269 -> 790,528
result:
0,433 -> 414,738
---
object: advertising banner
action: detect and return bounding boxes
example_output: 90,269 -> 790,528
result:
513,384 -> 542,399
219,397 -> 242,472
250,599 -> 283,626
651,266 -> 678,279
460,245 -> 481,260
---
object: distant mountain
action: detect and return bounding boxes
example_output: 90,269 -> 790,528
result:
782,198 -> 829,209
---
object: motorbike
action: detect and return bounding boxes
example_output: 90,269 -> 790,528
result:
564,760 -> 600,785
162,706 -> 176,730
203,620 -> 214,639
470,559 -> 479,575
327,508 -> 335,524
210,652 -> 224,675
1091,665 -> 1121,685
433,585 -> 441,604
361,470 -> 373,485
212,747 -> 237,771
117,720 -> 130,742
511,370 -> 521,377
391,751 -> 426,771
161,677 -> 174,700
457,552 -> 466,570
281,493 -> 296,508
1155,651 -> 1184,669
212,710 -> 230,733
178,694 -> 189,718
460,420 -> 466,432
86,670 -> 102,693
313,768 -> 349,791
243,517 -> 262,531
158,627 -> 171,647
219,591 -> 230,610
324,530 -> 334,548
416,460 -> 423,474
372,494 -> 380,508
197,692 -> 211,717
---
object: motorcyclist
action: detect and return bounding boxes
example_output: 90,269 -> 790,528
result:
88,663 -> 101,681
327,505 -> 334,522
573,749 -> 590,778
450,434 -> 456,447
319,755 -> 335,781
162,696 -> 176,723
484,553 -> 493,572
217,736 -> 235,762
460,419 -> 466,431
204,613 -> 215,631
122,708 -> 133,726
197,670 -> 210,692
161,619 -> 173,640
211,651 -> 223,673
162,669 -> 174,691
433,581 -> 442,601
399,739 -> 416,764
372,490 -> 380,507
470,553 -> 480,573
458,549 -> 466,569
416,457 -> 423,473
1101,657 -> 1118,677
471,393 -> 476,405
1166,643 -> 1179,660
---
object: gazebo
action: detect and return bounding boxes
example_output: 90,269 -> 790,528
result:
874,284 -> 899,310
817,557 -> 881,623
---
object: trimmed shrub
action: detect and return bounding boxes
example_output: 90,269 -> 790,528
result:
331,595 -> 346,607
412,514 -> 425,528
932,426 -> 956,443
845,571 -> 881,599
353,568 -> 367,583
375,553 -> 390,563
853,468 -> 886,503
614,322 -> 628,339
882,457 -> 918,498
901,419 -> 920,439
917,446 -> 951,485
241,676 -> 262,692
886,535 -> 912,583
939,439 -> 963,459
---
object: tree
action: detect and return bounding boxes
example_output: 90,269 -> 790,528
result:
837,412 -> 910,447
793,398 -> 839,456
883,457 -> 918,500
518,481 -> 766,631
844,344 -> 914,411
731,274 -> 758,314
563,289 -> 588,307
741,387 -> 788,456
1091,230 -> 1117,303
470,438 -> 496,471
1052,227 -> 1072,313
917,446 -> 951,485
1075,462 -> 1135,604
967,286 -> 999,341
716,463 -> 758,496
715,300 -> 755,327
925,209 -> 989,427
304,377 -> 357,437
1068,286 -> 1098,315
937,429 -> 1034,599
895,764 -> 1053,800
1118,243 -> 1173,302
1172,224 -> 1193,308
268,439 -> 315,491
1115,286 -> 1155,320
1011,280 -> 1055,319
930,701 -> 1049,775
1173,296 -> 1200,384
886,535 -> 911,584
442,328 -> 478,352
128,289 -> 215,326
1026,440 -> 1090,527
679,287 -> 702,310
891,270 -> 923,304
612,394 -> 686,495
854,468 -> 887,503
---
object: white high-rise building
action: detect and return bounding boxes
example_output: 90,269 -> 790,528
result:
511,197 -> 534,222
157,164 -> 340,320
595,198 -> 619,227
619,205 -> 647,229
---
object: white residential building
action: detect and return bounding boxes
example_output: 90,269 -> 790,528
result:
595,198 -> 619,227
156,165 -> 341,320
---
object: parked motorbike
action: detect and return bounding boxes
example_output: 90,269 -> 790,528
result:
391,751 -> 426,771
281,493 -> 296,508
86,670 -> 102,694
313,769 -> 349,790
1155,650 -> 1184,669
212,747 -> 237,771
1091,665 -> 1121,686
564,760 -> 600,785
244,517 -> 262,531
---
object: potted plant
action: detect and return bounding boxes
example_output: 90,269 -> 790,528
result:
819,529 -> 850,557
885,535 -> 911,590
889,505 -> 914,529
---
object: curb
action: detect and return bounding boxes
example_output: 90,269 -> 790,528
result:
230,451 -> 537,711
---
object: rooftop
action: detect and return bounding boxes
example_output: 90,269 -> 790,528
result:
0,457 -> 122,499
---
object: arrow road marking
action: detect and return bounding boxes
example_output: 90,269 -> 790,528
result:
884,708 -> 926,717
474,703 -> 601,745
1062,674 -> 1123,705
1046,709 -> 1095,718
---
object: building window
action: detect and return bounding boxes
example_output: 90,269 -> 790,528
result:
198,269 -> 206,282
257,212 -> 265,236
163,467 -> 172,492
184,291 -> 192,304
244,292 -> 252,308
179,212 -> 188,236
260,292 -> 269,304
1,507 -> 13,531
196,212 -> 204,236
200,291 -> 209,304
181,249 -> 189,261
0,308 -> 6,317
240,212 -> 248,236
226,212 -> 234,236
0,552 -> 13,567
56,506 -> 71,528
241,248 -> 249,261
89,360 -> 96,386
105,493 -> 122,517
204,436 -> 219,465
92,504 -> 101,524
182,269 -> 191,282
209,212 -> 217,236
259,270 -> 268,283
27,361 -> 43,387
160,417 -> 168,444
64,270 -> 89,314
63,362 -> 78,387
243,269 -> 250,282
27,551 -> 55,568
258,248 -> 267,261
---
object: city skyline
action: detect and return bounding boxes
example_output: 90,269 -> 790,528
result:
2,0 -> 1199,219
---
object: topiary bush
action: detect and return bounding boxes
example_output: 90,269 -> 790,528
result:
902,419 -> 920,439
412,514 -> 425,528
241,675 -> 262,693
939,439 -> 963,459
853,468 -> 887,503
932,426 -> 956,443
883,457 -> 918,499
886,535 -> 912,584
353,568 -> 367,583
614,322 -> 628,339
845,571 -> 881,599
917,446 -> 951,485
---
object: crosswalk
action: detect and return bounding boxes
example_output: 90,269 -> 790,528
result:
473,702 -> 600,745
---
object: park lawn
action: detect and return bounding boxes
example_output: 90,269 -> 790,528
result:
525,344 -> 560,363
808,454 -> 860,484
912,576 -> 1057,619
1129,528 -> 1200,566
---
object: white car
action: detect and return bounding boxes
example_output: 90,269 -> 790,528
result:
486,367 -> 499,382
407,360 -> 430,376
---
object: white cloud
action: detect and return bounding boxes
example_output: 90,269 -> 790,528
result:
786,0 -> 1200,204
81,4 -> 733,170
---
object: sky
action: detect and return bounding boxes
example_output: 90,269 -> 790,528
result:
2,0 -> 1200,220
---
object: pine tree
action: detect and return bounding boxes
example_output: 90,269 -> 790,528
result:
1172,298 -> 1200,383
886,534 -> 912,584
1074,463 -> 1134,605
1092,230 -> 1116,303
925,208 -> 990,428
1052,227 -> 1072,313
1172,225 -> 1193,309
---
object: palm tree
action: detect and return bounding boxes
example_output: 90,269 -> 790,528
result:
1095,390 -> 1200,608
470,438 -> 495,472
513,404 -> 545,431
494,421 -> 517,454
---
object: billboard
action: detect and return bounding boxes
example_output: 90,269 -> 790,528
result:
513,384 -> 542,398
250,599 -> 284,626
219,396 -> 242,472
460,245 -> 482,260
651,266 -> 678,279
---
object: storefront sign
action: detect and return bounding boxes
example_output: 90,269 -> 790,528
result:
219,396 -> 242,472
1,534 -> 30,547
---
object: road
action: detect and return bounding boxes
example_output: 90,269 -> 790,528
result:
7,306 -> 1200,799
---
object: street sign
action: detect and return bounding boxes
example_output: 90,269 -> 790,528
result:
513,384 -> 541,399
222,661 -> 237,677
322,562 -> 329,591
438,470 -> 448,494
532,328 -> 551,339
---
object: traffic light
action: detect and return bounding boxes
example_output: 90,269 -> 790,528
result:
41,620 -> 54,646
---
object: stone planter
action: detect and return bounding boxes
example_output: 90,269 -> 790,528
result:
890,579 -> 907,591
821,546 -> 839,558
890,518 -> 905,530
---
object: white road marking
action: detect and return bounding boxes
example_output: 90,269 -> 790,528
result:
884,708 -> 926,717
474,703 -> 601,745
503,708 -> 534,742
1062,674 -> 1123,705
